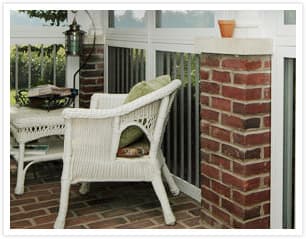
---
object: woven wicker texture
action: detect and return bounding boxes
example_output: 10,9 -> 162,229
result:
54,79 -> 182,228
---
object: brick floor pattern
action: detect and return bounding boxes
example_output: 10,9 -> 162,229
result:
10,161 -> 204,229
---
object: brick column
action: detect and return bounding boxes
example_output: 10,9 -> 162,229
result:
200,53 -> 271,228
79,43 -> 104,108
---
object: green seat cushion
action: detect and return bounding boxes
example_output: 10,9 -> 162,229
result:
119,75 -> 171,148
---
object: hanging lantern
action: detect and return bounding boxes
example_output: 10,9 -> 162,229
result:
64,16 -> 86,56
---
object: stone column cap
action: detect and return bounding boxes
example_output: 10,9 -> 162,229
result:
194,38 -> 273,55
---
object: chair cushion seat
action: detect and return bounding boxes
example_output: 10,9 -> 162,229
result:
119,75 -> 171,147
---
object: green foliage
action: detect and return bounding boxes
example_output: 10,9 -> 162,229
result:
19,10 -> 67,26
10,45 -> 66,89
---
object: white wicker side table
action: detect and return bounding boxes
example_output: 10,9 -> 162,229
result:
10,106 -> 65,195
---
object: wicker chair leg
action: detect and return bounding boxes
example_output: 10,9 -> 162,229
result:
152,176 -> 176,225
15,143 -> 25,195
79,182 -> 90,195
54,179 -> 71,229
162,164 -> 180,196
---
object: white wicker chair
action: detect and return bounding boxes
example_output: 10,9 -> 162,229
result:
54,79 -> 182,229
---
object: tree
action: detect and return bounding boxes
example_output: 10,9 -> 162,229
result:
19,10 -> 67,26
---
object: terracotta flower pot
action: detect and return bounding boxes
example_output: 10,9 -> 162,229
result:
218,20 -> 235,38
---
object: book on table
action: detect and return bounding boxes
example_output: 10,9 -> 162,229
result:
10,144 -> 49,156
28,84 -> 71,98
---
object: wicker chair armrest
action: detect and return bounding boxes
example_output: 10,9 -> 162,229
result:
90,93 -> 128,109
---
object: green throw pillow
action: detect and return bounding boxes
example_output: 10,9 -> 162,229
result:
119,75 -> 171,148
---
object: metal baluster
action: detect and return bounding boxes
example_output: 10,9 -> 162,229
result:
135,49 -> 139,84
125,48 -> 129,91
120,47 -> 126,93
116,47 -> 120,92
15,45 -> 19,91
179,53 -> 185,179
40,44 -> 44,83
172,53 -> 178,176
28,45 -> 31,88
187,53 -> 192,182
195,54 -> 200,187
130,48 -> 134,87
166,52 -> 171,169
53,44 -> 56,85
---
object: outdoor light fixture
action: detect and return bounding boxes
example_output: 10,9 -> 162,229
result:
64,10 -> 96,107
64,15 -> 86,56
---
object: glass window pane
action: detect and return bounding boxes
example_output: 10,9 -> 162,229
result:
156,10 -> 214,28
10,10 -> 67,27
284,10 -> 296,25
109,10 -> 146,28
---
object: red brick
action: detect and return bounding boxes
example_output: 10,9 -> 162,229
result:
263,203 -> 270,215
222,58 -> 248,70
264,116 -> 271,127
200,70 -> 210,80
201,122 -> 210,135
201,199 -> 210,210
221,144 -> 244,160
201,151 -> 210,162
10,220 -> 32,228
202,163 -> 220,180
233,216 -> 270,229
201,187 -> 220,205
233,161 -> 270,176
200,94 -> 210,106
233,132 -> 270,146
88,217 -> 127,228
210,154 -> 231,170
222,172 -> 260,191
66,215 -> 100,227
202,55 -> 220,67
233,102 -> 270,115
264,87 -> 271,99
264,176 -> 270,186
211,97 -> 231,112
201,137 -> 220,152
221,198 -> 244,219
234,73 -> 270,85
201,109 -> 219,122
212,70 -> 231,83
212,205 -> 230,224
211,126 -> 231,142
264,60 -> 271,68
201,210 -> 220,227
81,85 -> 103,93
222,198 -> 261,220
201,175 -> 211,187
221,114 -> 244,129
264,146 -> 271,158
200,81 -> 220,94
245,61 -> 262,71
10,209 -> 46,221
211,180 -> 230,197
232,190 -> 270,206
222,86 -> 262,101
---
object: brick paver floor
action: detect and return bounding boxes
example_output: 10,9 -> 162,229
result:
10,160 -> 204,229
